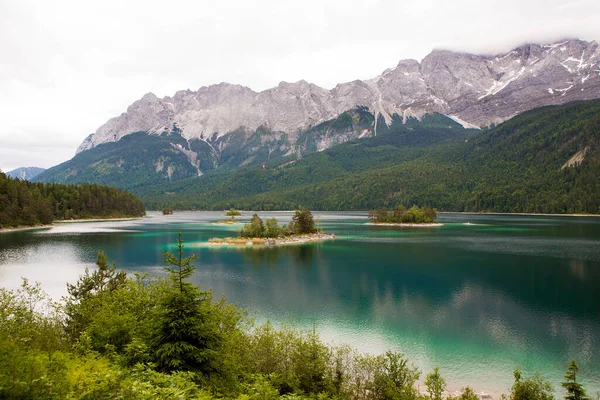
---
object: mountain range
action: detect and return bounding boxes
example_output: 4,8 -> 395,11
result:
78,39 -> 599,152
33,39 -> 600,213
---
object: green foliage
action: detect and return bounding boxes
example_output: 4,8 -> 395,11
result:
562,360 -> 589,400
291,208 -> 317,234
239,210 -> 318,238
0,171 -> 145,228
65,251 -> 128,340
369,205 -> 437,223
240,214 -> 267,238
425,366 -> 446,400
509,367 -> 555,400
152,233 -> 223,375
369,351 -> 420,400
162,232 -> 198,293
140,100 -> 600,214
264,218 -> 283,238
454,387 -> 479,400
35,131 -> 212,189
226,208 -> 242,220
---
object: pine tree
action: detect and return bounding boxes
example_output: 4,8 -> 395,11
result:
152,232 -> 222,374
562,360 -> 589,400
162,232 -> 198,293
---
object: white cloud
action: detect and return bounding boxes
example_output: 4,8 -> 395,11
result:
1,0 -> 599,171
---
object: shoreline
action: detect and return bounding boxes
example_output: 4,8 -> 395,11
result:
212,221 -> 243,225
150,210 -> 600,217
366,222 -> 443,227
206,232 -> 336,247
1,216 -> 144,233
439,211 -> 600,217
55,216 -> 144,223
0,224 -> 53,233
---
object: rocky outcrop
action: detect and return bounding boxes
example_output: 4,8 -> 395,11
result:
5,167 -> 46,180
78,39 -> 600,154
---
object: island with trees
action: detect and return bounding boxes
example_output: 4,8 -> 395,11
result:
368,205 -> 442,227
209,208 -> 334,246
213,208 -> 243,225
0,171 -> 145,231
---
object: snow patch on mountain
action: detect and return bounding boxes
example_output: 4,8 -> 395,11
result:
77,39 -> 600,154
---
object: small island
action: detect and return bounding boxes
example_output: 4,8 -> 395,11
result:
208,209 -> 335,246
367,205 -> 442,227
213,208 -> 243,225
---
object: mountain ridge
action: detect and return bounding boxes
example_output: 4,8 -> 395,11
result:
78,39 -> 600,155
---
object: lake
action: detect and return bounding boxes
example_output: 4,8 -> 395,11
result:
1,211 -> 599,395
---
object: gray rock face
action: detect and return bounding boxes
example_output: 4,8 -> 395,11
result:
78,39 -> 600,153
5,167 -> 46,180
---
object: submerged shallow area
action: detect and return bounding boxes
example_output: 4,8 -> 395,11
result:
0,211 -> 599,395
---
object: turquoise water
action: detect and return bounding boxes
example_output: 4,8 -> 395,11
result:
1,211 -> 599,395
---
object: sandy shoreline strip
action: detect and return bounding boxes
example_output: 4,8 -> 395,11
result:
366,222 -> 443,227
439,211 -> 600,217
55,217 -> 144,223
0,224 -> 53,233
1,217 -> 144,233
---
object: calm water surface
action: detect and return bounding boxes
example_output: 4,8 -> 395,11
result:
1,211 -> 599,395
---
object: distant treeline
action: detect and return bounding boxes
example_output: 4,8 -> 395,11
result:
0,172 -> 145,228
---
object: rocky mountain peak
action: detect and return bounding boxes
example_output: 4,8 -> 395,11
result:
77,39 -> 600,154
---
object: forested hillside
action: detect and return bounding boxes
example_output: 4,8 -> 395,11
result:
0,172 -> 145,228
34,108 -> 379,189
141,100 -> 600,214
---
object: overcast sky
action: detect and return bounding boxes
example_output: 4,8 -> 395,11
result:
1,0 -> 599,172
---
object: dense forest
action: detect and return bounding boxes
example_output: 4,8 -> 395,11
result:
0,172 -> 145,228
139,100 -> 600,214
0,236 -> 594,399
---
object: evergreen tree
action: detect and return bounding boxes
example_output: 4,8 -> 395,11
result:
562,360 -> 589,400
151,233 -> 222,374
162,232 -> 198,293
291,208 -> 317,234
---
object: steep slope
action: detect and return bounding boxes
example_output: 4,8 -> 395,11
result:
78,39 -> 600,156
140,100 -> 600,214
5,167 -> 45,180
35,108 -> 376,188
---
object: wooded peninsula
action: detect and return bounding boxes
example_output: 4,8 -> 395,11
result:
0,172 -> 145,229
